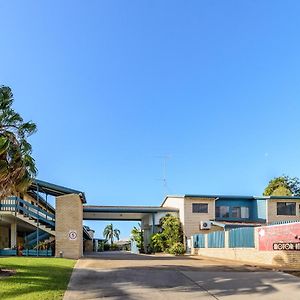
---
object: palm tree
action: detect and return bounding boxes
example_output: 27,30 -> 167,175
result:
103,223 -> 120,244
0,86 -> 37,199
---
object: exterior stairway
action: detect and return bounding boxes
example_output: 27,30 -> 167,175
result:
16,213 -> 55,236
25,230 -> 50,247
0,196 -> 56,236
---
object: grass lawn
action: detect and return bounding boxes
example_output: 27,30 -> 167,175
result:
0,257 -> 76,300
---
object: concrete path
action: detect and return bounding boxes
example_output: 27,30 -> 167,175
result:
64,251 -> 300,300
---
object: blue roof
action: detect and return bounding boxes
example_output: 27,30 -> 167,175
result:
29,179 -> 86,203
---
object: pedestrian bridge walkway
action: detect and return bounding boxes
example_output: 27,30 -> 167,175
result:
83,205 -> 178,221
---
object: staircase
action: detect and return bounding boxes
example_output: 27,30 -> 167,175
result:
25,230 -> 50,247
16,213 -> 55,236
0,196 -> 56,236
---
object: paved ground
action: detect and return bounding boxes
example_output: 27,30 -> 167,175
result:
64,251 -> 300,300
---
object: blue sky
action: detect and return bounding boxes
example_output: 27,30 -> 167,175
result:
1,1 -> 300,239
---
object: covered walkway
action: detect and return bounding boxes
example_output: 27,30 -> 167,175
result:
83,205 -> 178,221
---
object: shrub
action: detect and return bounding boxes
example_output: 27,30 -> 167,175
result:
131,223 -> 144,252
168,242 -> 185,255
150,233 -> 165,252
110,243 -> 118,251
103,243 -> 110,251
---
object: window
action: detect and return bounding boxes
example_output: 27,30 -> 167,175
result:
216,206 -> 230,218
232,207 -> 241,218
192,203 -> 208,213
277,202 -> 296,215
241,207 -> 249,218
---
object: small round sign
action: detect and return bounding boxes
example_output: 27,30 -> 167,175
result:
68,230 -> 78,240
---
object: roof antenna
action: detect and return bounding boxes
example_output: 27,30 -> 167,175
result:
156,154 -> 170,198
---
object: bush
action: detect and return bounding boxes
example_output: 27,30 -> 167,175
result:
150,233 -> 165,252
103,243 -> 110,251
168,242 -> 185,255
131,224 -> 144,252
110,243 -> 118,251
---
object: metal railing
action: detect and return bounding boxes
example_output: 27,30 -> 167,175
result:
0,196 -> 55,228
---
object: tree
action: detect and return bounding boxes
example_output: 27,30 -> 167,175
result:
263,175 -> 300,196
103,223 -> 120,244
0,86 -> 37,199
130,223 -> 143,252
151,214 -> 184,255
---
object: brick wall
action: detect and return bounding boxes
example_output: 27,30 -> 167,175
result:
184,197 -> 216,238
192,223 -> 300,269
267,199 -> 300,223
192,247 -> 300,268
55,194 -> 83,259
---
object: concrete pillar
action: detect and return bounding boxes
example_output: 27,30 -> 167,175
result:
224,230 -> 229,248
55,194 -> 83,259
10,222 -> 17,249
204,234 -> 208,248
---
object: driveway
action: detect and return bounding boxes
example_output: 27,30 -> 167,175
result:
64,251 -> 300,300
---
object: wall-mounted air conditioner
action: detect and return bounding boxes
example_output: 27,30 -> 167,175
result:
200,221 -> 212,230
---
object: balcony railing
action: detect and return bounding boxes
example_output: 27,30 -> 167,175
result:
0,196 -> 55,228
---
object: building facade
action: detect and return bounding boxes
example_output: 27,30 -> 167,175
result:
161,194 -> 300,242
2,180 -> 300,259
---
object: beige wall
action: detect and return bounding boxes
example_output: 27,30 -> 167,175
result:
183,197 -> 216,238
162,196 -> 217,239
192,247 -> 300,269
267,199 -> 300,223
0,226 -> 9,248
162,196 -> 185,224
55,194 -> 83,259
84,240 -> 93,252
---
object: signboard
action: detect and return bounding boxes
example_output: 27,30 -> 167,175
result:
68,230 -> 78,241
258,223 -> 300,251
273,242 -> 300,251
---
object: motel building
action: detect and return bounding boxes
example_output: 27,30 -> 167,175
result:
1,179 -> 300,268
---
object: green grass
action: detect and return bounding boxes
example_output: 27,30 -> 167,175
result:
0,257 -> 76,300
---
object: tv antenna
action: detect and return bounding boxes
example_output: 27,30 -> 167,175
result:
156,154 -> 171,197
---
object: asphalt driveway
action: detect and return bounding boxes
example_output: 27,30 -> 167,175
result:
64,251 -> 300,300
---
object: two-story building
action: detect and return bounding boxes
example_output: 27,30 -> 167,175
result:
161,194 -> 300,242
0,179 -> 93,256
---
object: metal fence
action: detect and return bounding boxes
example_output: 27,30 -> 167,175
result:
193,227 -> 256,249
208,231 -> 225,248
229,227 -> 255,248
193,234 -> 205,248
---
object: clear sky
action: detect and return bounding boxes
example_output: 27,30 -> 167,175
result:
1,1 -> 300,239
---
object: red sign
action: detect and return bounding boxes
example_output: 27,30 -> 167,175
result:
258,223 -> 300,251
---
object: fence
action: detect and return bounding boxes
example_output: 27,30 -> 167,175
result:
208,231 -> 225,248
193,234 -> 205,248
229,227 -> 255,248
193,226 -> 255,249
22,249 -> 52,256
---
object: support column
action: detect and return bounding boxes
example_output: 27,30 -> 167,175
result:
152,213 -> 155,234
55,194 -> 83,259
224,230 -> 229,248
10,222 -> 17,249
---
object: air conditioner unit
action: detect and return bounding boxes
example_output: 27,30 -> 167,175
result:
200,221 -> 211,230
